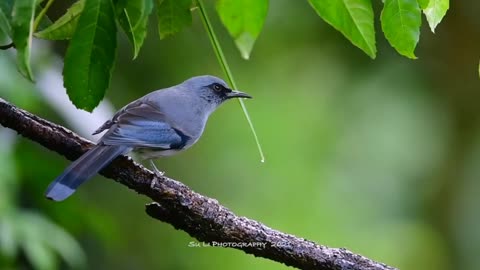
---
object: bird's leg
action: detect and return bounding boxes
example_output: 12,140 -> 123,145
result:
149,160 -> 165,178
149,160 -> 164,189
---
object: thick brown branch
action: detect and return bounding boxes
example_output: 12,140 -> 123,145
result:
0,98 -> 397,270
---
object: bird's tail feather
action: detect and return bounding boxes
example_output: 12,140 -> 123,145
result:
45,145 -> 129,201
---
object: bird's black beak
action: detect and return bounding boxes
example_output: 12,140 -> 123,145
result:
226,90 -> 252,99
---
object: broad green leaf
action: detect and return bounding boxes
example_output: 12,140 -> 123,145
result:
116,0 -> 153,59
23,212 -> 86,269
0,8 -> 11,37
35,0 -> 85,40
0,0 -> 14,19
417,0 -> 430,9
23,241 -> 56,270
156,0 -> 192,39
18,213 -> 56,270
423,0 -> 448,33
308,0 -> 376,59
0,0 -> 13,36
11,0 -> 36,81
381,0 -> 421,59
2,211 -> 85,270
0,215 -> 18,258
216,0 -> 268,60
63,0 -> 117,111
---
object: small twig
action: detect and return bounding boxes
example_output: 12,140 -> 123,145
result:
196,0 -> 265,163
0,42 -> 15,50
33,0 -> 56,32
0,98 -> 397,270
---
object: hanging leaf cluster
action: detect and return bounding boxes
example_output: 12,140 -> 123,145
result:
0,0 -> 452,111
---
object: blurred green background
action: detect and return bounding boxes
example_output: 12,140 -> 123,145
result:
1,1 -> 480,269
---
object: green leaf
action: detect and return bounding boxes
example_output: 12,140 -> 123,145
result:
23,212 -> 86,269
308,0 -> 376,59
63,0 -> 117,111
0,0 -> 13,36
0,0 -> 14,19
18,213 -> 56,270
22,240 -> 56,270
35,0 -> 85,40
0,8 -> 11,37
216,0 -> 268,60
116,0 -> 153,59
381,0 -> 421,59
0,215 -> 18,258
417,0 -> 430,9
11,0 -> 36,81
156,0 -> 192,40
423,0 -> 448,33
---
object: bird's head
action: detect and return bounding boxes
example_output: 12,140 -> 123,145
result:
182,75 -> 252,106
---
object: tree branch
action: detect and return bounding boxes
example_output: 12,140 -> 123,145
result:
0,98 -> 397,270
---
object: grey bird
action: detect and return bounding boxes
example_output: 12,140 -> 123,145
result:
45,75 -> 251,201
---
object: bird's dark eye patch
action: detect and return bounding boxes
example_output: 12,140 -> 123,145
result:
212,83 -> 222,92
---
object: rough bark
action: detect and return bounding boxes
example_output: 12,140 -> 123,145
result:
0,98 -> 397,270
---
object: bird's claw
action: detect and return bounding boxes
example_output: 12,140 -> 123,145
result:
149,160 -> 165,178
150,169 -> 164,189
150,178 -> 157,189
153,169 -> 165,178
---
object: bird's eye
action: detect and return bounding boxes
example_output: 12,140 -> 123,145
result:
213,84 -> 222,92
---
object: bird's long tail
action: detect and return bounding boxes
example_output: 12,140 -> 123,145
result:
45,145 -> 130,201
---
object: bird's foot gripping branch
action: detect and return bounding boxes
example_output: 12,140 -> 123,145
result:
0,97 -> 397,270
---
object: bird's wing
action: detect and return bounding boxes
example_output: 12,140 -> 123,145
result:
100,101 -> 190,149
93,99 -> 144,135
